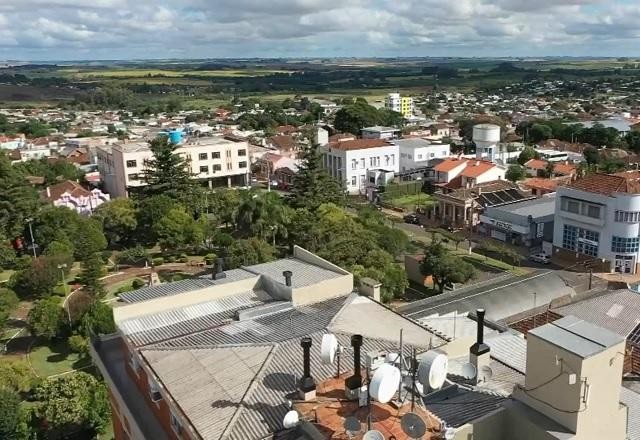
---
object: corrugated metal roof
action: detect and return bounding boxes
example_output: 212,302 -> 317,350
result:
243,258 -> 342,288
553,289 -> 640,337
423,388 -> 506,428
486,332 -> 527,374
119,278 -> 218,303
621,387 -> 640,440
120,292 -> 266,346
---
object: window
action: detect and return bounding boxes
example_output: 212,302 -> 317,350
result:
199,165 -> 208,174
390,154 -> 395,165
615,210 -> 640,222
170,411 -> 182,435
213,164 -> 222,172
239,161 -> 247,169
226,150 -> 232,158
385,155 -> 390,166
370,157 -> 375,167
566,200 -> 580,214
238,149 -> 247,157
360,158 -> 365,169
611,236 -> 640,253
148,377 -> 162,402
352,159 -> 357,170
586,205 -> 601,219
227,162 -> 233,171
562,224 -> 599,257
430,153 -> 435,158
560,197 -> 602,219
417,154 -> 423,160
212,152 -> 221,159
351,176 -> 357,186
127,173 -> 139,181
198,153 -> 208,160
407,154 -> 412,160
126,160 -> 137,168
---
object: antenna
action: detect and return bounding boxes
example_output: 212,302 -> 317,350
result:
282,410 -> 299,429
369,364 -> 402,404
479,365 -> 493,383
400,413 -> 427,439
417,350 -> 448,391
460,363 -> 477,380
363,430 -> 385,440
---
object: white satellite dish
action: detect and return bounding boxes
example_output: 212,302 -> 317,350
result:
444,427 -> 456,440
369,363 -> 401,404
417,350 -> 448,391
320,333 -> 338,364
460,362 -> 477,380
363,430 -> 385,440
282,410 -> 299,429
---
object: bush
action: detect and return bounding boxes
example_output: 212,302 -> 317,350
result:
13,255 -> 32,271
204,253 -> 216,265
152,257 -> 164,267
68,334 -> 89,357
166,255 -> 176,263
178,254 -> 189,263
131,278 -> 146,289
116,246 -> 150,266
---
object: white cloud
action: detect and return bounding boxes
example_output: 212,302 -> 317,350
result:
0,0 -> 637,59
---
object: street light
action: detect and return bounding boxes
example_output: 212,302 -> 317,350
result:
25,217 -> 37,258
58,263 -> 70,325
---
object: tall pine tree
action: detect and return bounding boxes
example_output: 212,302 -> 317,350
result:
140,136 -> 196,200
290,143 -> 345,211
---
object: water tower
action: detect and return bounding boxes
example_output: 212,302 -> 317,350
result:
473,124 -> 500,162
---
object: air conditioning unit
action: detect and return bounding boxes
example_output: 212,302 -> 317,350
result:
150,390 -> 163,402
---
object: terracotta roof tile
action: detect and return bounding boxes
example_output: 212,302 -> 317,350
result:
268,135 -> 296,152
521,178 -> 561,192
565,172 -> 640,196
433,157 -> 468,173
461,160 -> 497,178
553,163 -> 576,175
328,138 -> 391,151
524,159 -> 548,170
42,180 -> 90,201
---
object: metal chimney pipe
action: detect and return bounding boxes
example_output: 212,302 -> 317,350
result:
476,309 -> 485,346
301,337 -> 312,379
351,334 -> 363,377
213,258 -> 226,280
283,270 -> 292,287
298,337 -> 316,397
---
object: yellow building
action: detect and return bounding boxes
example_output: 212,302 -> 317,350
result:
400,96 -> 414,118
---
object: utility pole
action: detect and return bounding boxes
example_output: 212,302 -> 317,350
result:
532,292 -> 537,331
26,218 -> 37,258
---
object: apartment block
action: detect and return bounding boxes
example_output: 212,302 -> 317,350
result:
385,92 -> 414,118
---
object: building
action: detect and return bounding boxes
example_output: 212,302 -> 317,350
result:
320,138 -> 399,194
524,159 -> 577,178
385,92 -> 414,118
394,138 -> 450,171
521,177 -> 568,197
41,180 -> 110,215
553,171 -> 640,274
361,126 -> 401,140
473,124 -> 500,162
479,195 -> 555,246
432,158 -> 506,189
97,135 -> 250,198
90,245 -> 638,440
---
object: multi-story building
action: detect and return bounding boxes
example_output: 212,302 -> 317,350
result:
41,180 -> 110,215
97,135 -> 250,197
394,138 -> 450,171
385,92 -> 414,118
553,171 -> 640,274
319,138 -> 399,194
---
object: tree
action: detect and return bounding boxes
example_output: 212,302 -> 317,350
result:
11,255 -> 70,299
529,123 -> 553,143
0,152 -> 41,239
154,207 -> 203,251
74,218 -> 107,261
140,136 -> 195,200
334,101 -> 403,134
0,388 -> 20,439
80,301 -> 115,337
517,146 -> 540,165
291,144 -> 345,211
79,253 -> 105,297
208,189 -> 241,228
236,191 -> 292,245
33,372 -> 110,439
420,242 -> 475,293
135,194 -> 182,245
626,131 -> 640,153
27,298 -> 63,340
583,146 -> 600,166
505,164 -> 526,182
0,288 -> 18,332
0,359 -> 35,392
93,198 -> 138,247
32,206 -> 81,253
225,238 -> 276,269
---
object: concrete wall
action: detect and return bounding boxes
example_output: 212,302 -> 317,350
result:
291,274 -> 354,307
455,408 -> 506,440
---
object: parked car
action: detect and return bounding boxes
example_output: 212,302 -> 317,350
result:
528,253 -> 550,264
403,213 -> 420,225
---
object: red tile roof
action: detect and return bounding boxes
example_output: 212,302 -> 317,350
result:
553,163 -> 577,176
433,157 -> 467,173
328,139 -> 391,151
525,159 -> 548,170
460,160 -> 497,178
275,124 -> 298,135
565,171 -> 640,196
42,180 -> 90,201
329,133 -> 356,142
522,177 -> 561,192
268,135 -> 296,152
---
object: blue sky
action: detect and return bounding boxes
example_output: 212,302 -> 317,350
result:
0,0 -> 639,60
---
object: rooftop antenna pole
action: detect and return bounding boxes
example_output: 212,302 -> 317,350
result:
398,329 -> 403,401
411,347 -> 417,413
366,368 -> 372,432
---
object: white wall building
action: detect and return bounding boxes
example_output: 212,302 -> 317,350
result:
394,138 -> 450,171
320,139 -> 399,194
97,135 -> 250,198
553,171 -> 640,274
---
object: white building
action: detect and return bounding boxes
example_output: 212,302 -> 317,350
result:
361,126 -> 400,140
432,158 -> 506,188
553,171 -> 640,274
385,93 -> 413,118
393,138 -> 450,171
97,135 -> 250,198
320,139 -> 399,194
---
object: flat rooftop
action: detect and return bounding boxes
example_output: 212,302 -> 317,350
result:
113,135 -> 245,153
529,315 -> 625,358
487,195 -> 556,218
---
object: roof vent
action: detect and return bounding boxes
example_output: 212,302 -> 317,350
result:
283,270 -> 292,287
213,258 -> 226,280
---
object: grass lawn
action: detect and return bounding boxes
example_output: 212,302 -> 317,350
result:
99,422 -> 115,440
383,194 -> 435,211
0,269 -> 14,282
29,339 -> 91,378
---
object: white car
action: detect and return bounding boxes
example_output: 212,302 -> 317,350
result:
528,253 -> 550,264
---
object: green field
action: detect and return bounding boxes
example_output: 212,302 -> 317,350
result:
383,194 -> 435,211
29,339 -> 91,378
60,68 -> 291,79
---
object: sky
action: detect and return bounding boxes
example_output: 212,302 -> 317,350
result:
0,0 -> 639,60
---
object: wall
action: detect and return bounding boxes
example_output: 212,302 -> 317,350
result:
476,166 -> 506,185
291,274 -> 354,306
404,254 -> 428,286
454,408 -> 506,440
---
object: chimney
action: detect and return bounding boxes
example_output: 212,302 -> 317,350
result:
359,278 -> 381,302
470,309 -> 490,383
283,270 -> 292,287
213,258 -> 226,280
345,334 -> 363,399
298,337 -> 316,400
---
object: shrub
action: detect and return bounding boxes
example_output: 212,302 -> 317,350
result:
204,253 -> 216,265
166,255 -> 176,263
131,278 -> 146,289
116,246 -> 150,266
152,257 -> 164,267
178,254 -> 189,263
68,334 -> 89,357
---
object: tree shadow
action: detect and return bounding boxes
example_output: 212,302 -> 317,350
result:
262,372 -> 297,392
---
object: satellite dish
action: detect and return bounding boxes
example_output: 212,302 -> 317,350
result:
460,363 -> 477,380
400,413 -> 427,439
417,350 -> 448,390
369,363 -> 402,404
282,410 -> 299,429
387,352 -> 400,365
444,427 -> 456,440
320,333 -> 338,364
344,416 -> 361,434
363,430 -> 385,440
480,365 -> 493,382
